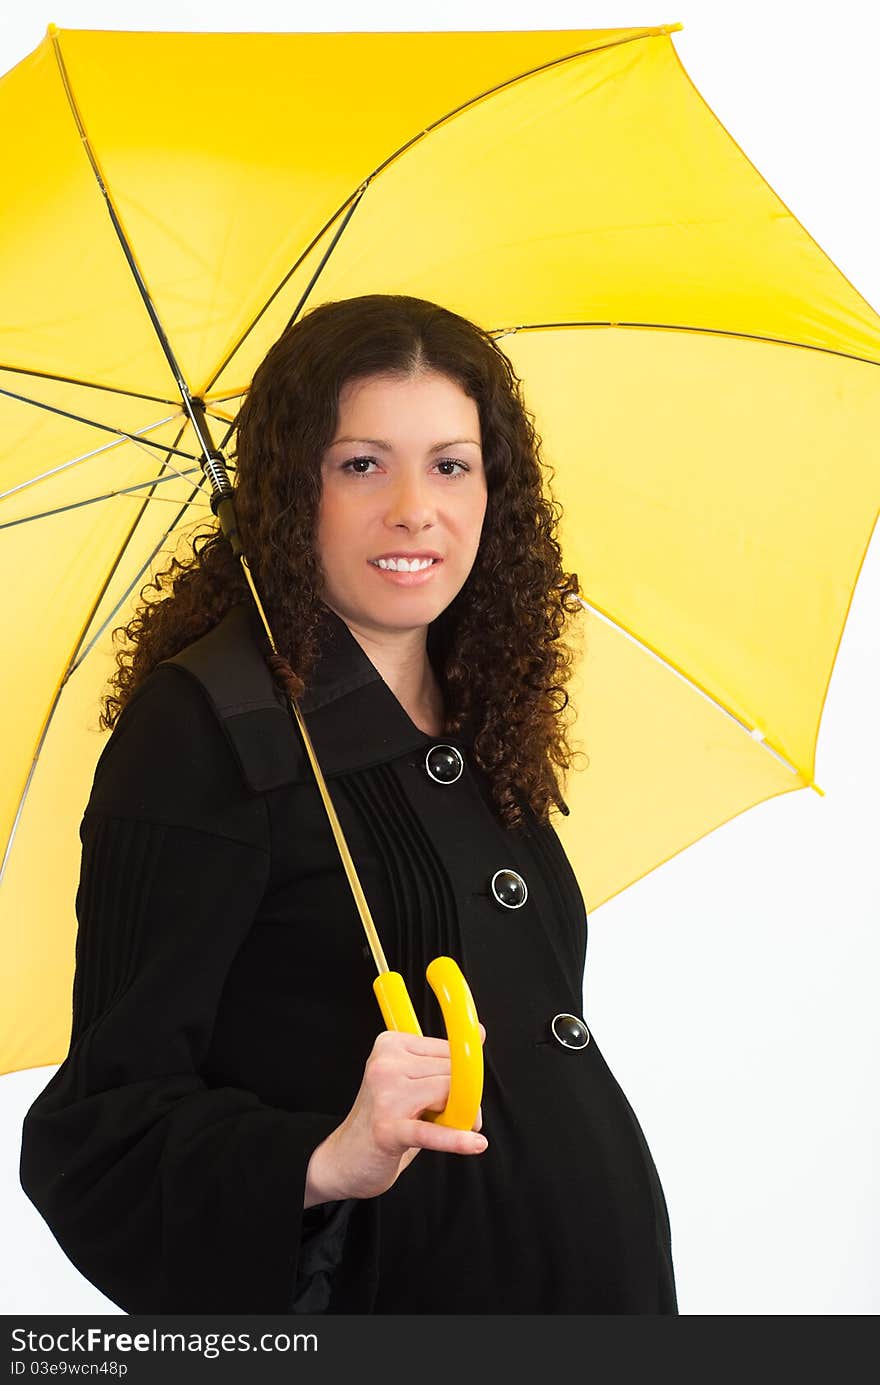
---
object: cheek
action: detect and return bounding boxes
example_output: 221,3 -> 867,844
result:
314,505 -> 347,575
316,494 -> 355,547
468,494 -> 489,544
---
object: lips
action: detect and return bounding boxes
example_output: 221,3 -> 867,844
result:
368,557 -> 443,570
369,553 -> 443,563
367,557 -> 442,585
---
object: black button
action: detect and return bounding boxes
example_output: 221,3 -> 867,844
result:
550,1014 -> 590,1049
490,868 -> 528,909
425,743 -> 464,784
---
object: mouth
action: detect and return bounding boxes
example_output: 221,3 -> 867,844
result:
367,557 -> 443,586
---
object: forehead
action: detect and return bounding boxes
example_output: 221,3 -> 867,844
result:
334,372 -> 480,430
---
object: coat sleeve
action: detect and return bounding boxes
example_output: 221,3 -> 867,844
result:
18,664 -> 376,1314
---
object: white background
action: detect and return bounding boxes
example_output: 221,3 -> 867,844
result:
1,0 -> 877,1317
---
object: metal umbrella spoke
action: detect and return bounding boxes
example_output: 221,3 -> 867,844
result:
1,478 -> 210,887
0,467 -> 211,531
0,362 -> 180,407
203,183 -> 370,395
200,24 -> 676,396
577,593 -> 822,792
0,386 -> 201,463
485,319 -> 880,368
0,414 -> 187,506
49,30 -> 224,481
69,479 -> 213,680
1,410 -> 207,887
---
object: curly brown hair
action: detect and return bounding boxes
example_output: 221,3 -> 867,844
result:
99,293 -> 587,829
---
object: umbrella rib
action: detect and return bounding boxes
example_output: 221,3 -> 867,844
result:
0,467 -> 211,531
0,361 -> 231,434
67,482 -> 213,680
205,306 -> 880,457
200,23 -> 684,395
0,414 -> 185,505
575,594 -> 825,795
0,385 -> 200,463
205,186 -> 369,455
207,312 -> 880,429
0,427 -> 207,889
488,321 -> 880,369
0,363 -> 181,408
49,30 -> 220,472
203,183 -> 370,398
200,390 -> 247,453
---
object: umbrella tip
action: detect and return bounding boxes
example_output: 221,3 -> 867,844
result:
47,22 -> 59,37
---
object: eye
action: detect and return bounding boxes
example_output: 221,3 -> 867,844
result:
341,456 -> 380,476
341,456 -> 471,478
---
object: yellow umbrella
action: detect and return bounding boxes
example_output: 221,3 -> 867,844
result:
1,23 -> 878,1079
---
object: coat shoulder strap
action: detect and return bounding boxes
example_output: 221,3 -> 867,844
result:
161,603 -> 307,792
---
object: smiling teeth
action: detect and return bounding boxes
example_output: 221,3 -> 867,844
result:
374,557 -> 435,571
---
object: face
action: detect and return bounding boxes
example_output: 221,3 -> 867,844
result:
316,371 -> 488,639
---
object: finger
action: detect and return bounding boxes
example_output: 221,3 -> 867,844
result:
415,1085 -> 482,1133
379,1031 -> 454,1060
404,1058 -> 453,1080
398,1116 -> 488,1156
378,1025 -> 486,1059
408,1075 -> 454,1114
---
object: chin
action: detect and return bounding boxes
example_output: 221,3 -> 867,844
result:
370,601 -> 444,625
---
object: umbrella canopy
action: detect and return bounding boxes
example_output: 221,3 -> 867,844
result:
1,23 -> 878,1076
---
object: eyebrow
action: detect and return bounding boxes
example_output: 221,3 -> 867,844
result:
330,436 -> 482,452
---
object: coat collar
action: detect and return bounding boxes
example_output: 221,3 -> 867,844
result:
162,599 -> 472,792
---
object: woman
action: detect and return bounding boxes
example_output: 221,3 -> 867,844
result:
19,294 -> 677,1314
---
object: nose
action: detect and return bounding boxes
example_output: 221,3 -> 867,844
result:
384,469 -> 437,534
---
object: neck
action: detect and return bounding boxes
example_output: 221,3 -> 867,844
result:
326,608 -> 444,734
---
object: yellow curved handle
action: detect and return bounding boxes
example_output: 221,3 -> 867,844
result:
372,956 -> 483,1132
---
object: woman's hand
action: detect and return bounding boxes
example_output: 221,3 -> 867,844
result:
304,1023 -> 487,1206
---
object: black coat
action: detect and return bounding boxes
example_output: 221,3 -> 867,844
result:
19,601 -> 677,1314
